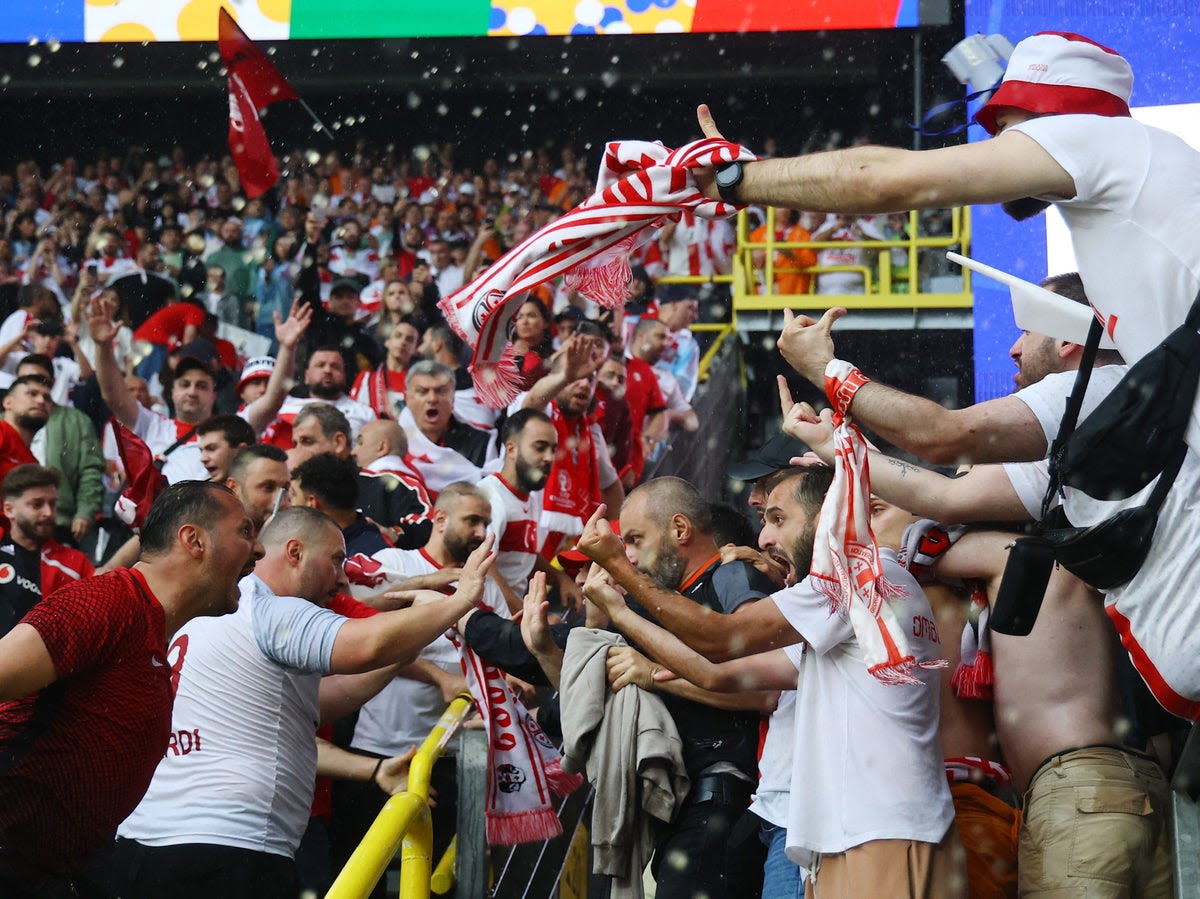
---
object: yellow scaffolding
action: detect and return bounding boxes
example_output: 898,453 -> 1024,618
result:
325,694 -> 476,899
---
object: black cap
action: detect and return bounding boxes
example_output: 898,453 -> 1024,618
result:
727,432 -> 810,481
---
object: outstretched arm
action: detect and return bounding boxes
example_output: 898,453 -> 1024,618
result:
606,645 -> 781,713
695,104 -> 1074,213
87,292 -> 140,429
774,312 -> 1047,465
578,507 -> 799,660
778,378 -> 1031,523
330,534 -> 496,673
244,297 -> 312,434
585,564 -> 797,691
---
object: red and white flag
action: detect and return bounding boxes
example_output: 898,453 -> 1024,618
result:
438,138 -> 756,407
218,8 -> 298,110
227,73 -> 280,199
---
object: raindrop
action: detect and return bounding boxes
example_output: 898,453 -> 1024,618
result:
561,66 -> 570,75
267,46 -> 277,56
822,47 -> 834,62
333,121 -> 342,131
0,75 -> 9,86
306,149 -> 321,165
521,123 -> 529,132
197,60 -> 208,70
430,66 -> 439,74
868,103 -> 881,117
600,70 -> 618,87
311,122 -> 323,132
436,103 -> 448,116
454,65 -> 463,73
27,54 -> 41,68
527,103 -> 537,112
471,106 -> 483,118
583,141 -> 592,150
232,196 -> 247,212
27,37 -> 38,47
112,56 -> 124,69
344,115 -> 356,125
504,109 -> 512,117
411,51 -> 420,59
48,40 -> 60,53
208,51 -> 220,63
573,86 -> 588,101
407,92 -> 421,109
311,48 -> 320,57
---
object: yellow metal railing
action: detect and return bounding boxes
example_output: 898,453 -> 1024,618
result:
657,207 -> 972,323
326,694 -> 476,899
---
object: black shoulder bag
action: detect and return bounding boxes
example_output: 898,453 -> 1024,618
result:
991,287 -> 1200,636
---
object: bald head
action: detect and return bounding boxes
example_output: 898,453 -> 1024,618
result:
353,418 -> 409,469
258,506 -> 341,550
626,476 -> 713,536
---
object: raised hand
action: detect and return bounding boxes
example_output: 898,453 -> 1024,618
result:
576,505 -> 625,567
776,306 -> 846,387
519,572 -> 555,657
84,293 -> 119,346
454,532 -> 496,607
582,561 -> 626,617
274,297 -> 314,349
777,374 -> 836,462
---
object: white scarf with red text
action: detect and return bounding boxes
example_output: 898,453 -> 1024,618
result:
449,631 -> 583,844
812,360 -> 945,684
438,138 -> 756,407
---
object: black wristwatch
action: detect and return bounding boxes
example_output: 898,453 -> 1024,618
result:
714,161 -> 745,203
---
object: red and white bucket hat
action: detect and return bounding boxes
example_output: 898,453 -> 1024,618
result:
975,31 -> 1133,135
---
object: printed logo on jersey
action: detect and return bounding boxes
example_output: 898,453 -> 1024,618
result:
167,634 -> 190,697
0,563 -> 14,584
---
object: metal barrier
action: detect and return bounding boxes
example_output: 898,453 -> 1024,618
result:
655,207 -> 973,331
325,694 -> 477,899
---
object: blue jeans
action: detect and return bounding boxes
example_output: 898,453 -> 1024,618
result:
760,821 -> 805,899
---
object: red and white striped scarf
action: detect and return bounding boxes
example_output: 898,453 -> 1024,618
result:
438,138 -> 756,407
812,360 -> 943,684
450,632 -> 584,844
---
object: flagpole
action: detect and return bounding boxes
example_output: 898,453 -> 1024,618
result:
296,98 -> 336,141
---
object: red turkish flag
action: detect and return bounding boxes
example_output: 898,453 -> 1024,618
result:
228,73 -> 280,199
217,8 -> 298,110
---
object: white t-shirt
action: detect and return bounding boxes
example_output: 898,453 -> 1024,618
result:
773,551 -> 953,866
350,547 -> 507,757
119,575 -> 346,857
0,310 -> 33,373
1004,364 -> 1130,519
478,473 -> 543,592
1007,359 -> 1200,719
1013,114 -> 1200,446
747,690 -> 796,829
132,404 -> 208,485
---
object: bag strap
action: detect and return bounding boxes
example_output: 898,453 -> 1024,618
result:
1041,315 -> 1105,522
160,425 -> 198,460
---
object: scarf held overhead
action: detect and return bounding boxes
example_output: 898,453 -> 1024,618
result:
813,360 -> 945,684
438,138 -> 756,407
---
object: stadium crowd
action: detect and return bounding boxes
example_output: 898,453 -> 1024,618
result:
0,27 -> 1194,899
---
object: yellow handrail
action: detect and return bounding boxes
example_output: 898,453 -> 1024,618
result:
325,694 -> 477,899
656,206 -> 972,317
